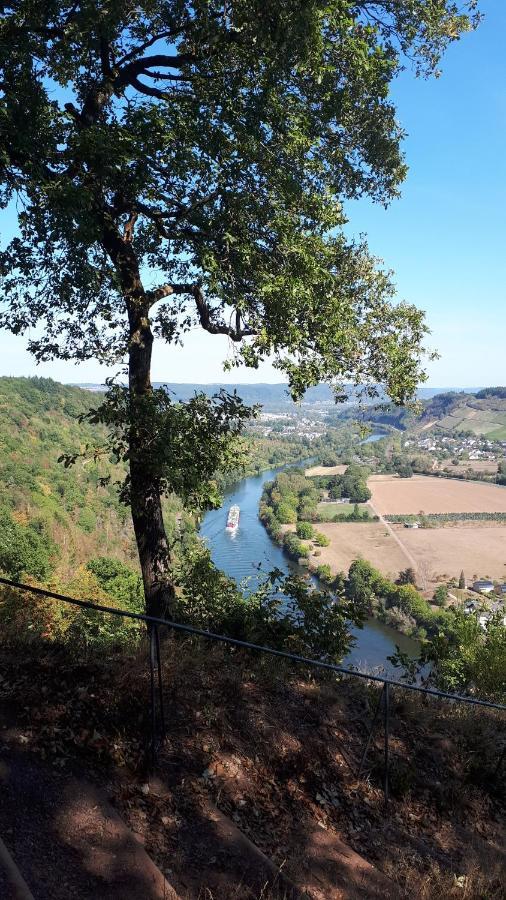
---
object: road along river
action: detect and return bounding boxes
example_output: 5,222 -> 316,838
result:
201,458 -> 419,674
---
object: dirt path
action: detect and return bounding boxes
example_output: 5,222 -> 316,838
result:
367,500 -> 420,579
0,744 -> 179,900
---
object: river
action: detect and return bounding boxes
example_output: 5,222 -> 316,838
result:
201,449 -> 419,674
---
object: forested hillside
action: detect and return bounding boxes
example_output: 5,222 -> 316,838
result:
0,377 -> 307,585
0,377 -> 138,580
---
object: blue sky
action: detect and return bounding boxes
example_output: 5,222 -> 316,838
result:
1,1 -> 504,387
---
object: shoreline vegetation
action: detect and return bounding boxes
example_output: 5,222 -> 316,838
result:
259,468 -> 454,642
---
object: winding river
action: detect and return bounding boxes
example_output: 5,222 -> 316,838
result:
201,449 -> 419,674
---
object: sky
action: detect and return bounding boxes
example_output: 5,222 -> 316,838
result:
1,1 -> 505,388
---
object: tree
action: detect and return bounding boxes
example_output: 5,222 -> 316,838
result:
346,559 -> 377,614
328,480 -> 343,501
296,521 -> 314,540
397,567 -> 417,587
0,510 -> 56,580
422,610 -> 506,701
459,570 -> 466,590
316,564 -> 333,585
433,584 -> 449,607
0,2 -> 477,616
276,502 -> 298,525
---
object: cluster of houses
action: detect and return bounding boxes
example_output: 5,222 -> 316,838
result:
404,433 -> 503,461
255,411 -> 326,441
463,580 -> 506,627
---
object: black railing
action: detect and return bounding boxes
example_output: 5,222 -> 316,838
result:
1,575 -> 505,802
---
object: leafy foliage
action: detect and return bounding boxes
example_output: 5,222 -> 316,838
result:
421,611 -> 506,701
296,521 -> 314,540
77,382 -> 254,510
0,510 -> 56,580
0,377 -> 142,576
0,1 -> 479,617
0,1 -> 472,399
346,558 -> 451,638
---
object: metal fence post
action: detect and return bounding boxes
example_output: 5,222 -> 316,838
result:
154,623 -> 166,741
384,682 -> 390,804
357,684 -> 385,780
149,624 -> 157,769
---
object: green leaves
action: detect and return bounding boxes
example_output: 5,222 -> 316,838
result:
81,382 -> 255,510
0,1 -> 477,400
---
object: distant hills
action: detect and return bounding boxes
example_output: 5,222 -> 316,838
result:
67,380 -> 506,437
417,388 -> 506,440
74,381 -> 482,409
328,388 -> 506,440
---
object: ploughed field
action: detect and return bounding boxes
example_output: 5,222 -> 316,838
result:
435,460 -> 499,474
310,520 -> 506,589
305,464 -> 347,477
308,521 -> 409,582
295,474 -> 506,590
399,525 -> 506,584
368,474 -> 506,515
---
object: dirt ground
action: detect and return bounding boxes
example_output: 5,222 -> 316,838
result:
398,524 -> 506,584
368,475 -> 506,515
1,642 -> 504,899
309,522 -> 409,581
435,461 -> 499,474
305,464 -> 347,477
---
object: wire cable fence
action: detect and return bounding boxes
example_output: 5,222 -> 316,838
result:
0,575 -> 505,802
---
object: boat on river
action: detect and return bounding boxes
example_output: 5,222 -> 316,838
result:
226,504 -> 240,531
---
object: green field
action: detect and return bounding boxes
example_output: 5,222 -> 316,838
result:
316,501 -> 370,521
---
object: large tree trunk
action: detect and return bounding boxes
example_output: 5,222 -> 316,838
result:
129,457 -> 175,620
102,218 -> 176,619
127,301 -> 176,620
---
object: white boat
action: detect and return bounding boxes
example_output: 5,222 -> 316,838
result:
226,504 -> 240,531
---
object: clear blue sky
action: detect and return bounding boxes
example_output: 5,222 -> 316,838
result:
1,0 -> 504,387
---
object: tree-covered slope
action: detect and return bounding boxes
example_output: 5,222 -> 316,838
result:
418,390 -> 506,439
325,389 -> 506,440
0,377 -> 309,584
0,377 -> 137,580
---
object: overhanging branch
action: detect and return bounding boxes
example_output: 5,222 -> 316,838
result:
146,283 -> 256,342
192,286 -> 256,342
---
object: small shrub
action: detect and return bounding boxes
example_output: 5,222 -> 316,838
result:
296,521 -> 314,540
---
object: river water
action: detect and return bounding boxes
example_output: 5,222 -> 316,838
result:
201,450 -> 418,674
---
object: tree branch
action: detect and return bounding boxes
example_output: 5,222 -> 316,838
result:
128,77 -> 172,100
147,284 -> 256,342
193,287 -> 256,341
147,283 -> 193,304
116,31 -> 185,67
116,53 -> 196,88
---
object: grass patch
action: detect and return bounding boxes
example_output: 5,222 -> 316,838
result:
316,502 -> 356,520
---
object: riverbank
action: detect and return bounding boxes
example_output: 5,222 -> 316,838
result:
201,463 -> 419,673
257,464 -> 452,643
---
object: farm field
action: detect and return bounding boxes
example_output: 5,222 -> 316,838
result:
399,525 -> 506,585
304,520 -> 506,591
305,464 -> 347,477
368,474 -> 506,515
307,521 -> 409,582
435,460 -> 499,474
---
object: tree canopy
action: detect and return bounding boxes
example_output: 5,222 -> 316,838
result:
0,0 -> 478,400
0,1 -> 479,613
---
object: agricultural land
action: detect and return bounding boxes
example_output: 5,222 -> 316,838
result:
368,474 -> 506,515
